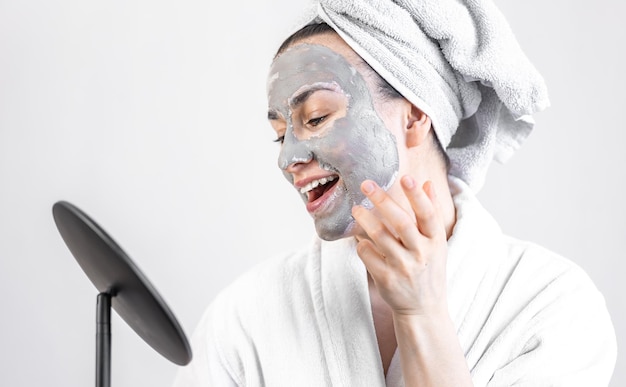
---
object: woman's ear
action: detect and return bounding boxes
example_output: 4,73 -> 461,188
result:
406,104 -> 432,148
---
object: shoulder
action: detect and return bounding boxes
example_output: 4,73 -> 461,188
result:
205,240 -> 317,324
495,235 -> 612,324
217,239 -> 317,304
179,240 -> 321,385
500,235 -> 602,295
486,236 -> 617,385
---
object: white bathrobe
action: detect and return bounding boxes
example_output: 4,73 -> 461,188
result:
173,178 -> 617,386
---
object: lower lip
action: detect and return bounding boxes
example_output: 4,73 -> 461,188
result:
305,180 -> 339,214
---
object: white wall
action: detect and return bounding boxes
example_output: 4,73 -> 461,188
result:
0,1 -> 623,386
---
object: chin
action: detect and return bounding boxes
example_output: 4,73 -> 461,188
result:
315,219 -> 357,241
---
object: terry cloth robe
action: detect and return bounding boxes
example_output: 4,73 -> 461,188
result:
173,177 -> 617,387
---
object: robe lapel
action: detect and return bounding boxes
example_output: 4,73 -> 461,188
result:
314,237 -> 387,387
445,176 -> 508,370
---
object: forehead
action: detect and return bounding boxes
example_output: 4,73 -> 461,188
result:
267,35 -> 372,109
283,32 -> 361,63
269,45 -> 355,90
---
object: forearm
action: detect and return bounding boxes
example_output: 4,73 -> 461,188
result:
393,312 -> 473,387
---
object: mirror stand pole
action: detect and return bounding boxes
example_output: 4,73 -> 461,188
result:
96,293 -> 111,387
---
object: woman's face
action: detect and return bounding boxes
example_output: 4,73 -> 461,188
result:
267,36 -> 400,241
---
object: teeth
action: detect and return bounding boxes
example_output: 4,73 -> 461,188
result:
299,175 -> 336,194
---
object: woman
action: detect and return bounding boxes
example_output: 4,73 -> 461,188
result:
174,1 -> 616,385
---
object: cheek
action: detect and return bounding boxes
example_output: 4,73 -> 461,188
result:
316,114 -> 397,170
311,122 -> 360,170
342,112 -> 400,189
321,118 -> 360,152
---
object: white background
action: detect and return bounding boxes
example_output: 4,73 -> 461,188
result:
0,0 -> 624,386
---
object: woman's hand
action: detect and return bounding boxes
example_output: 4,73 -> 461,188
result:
351,175 -> 449,318
352,176 -> 473,386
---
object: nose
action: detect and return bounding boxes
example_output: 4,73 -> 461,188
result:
277,131 -> 314,172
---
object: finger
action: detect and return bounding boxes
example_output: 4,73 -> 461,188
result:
352,204 -> 415,269
352,204 -> 402,255
424,180 -> 444,222
359,180 -> 421,250
401,177 -> 443,239
354,237 -> 388,278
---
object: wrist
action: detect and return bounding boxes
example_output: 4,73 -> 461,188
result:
392,303 -> 450,320
392,307 -> 453,330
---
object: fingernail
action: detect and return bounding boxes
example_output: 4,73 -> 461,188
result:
424,180 -> 436,198
362,181 -> 375,194
402,175 -> 415,189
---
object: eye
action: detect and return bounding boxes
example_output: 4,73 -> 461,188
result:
307,115 -> 328,127
273,135 -> 285,144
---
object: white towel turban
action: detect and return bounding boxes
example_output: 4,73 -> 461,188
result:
306,0 -> 550,191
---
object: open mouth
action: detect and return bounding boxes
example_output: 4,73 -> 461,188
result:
300,175 -> 340,207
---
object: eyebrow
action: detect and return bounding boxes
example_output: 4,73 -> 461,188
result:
290,84 -> 338,110
267,84 -> 340,121
267,88 -> 318,121
289,88 -> 319,110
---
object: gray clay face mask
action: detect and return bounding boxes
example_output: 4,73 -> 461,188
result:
267,43 -> 399,241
